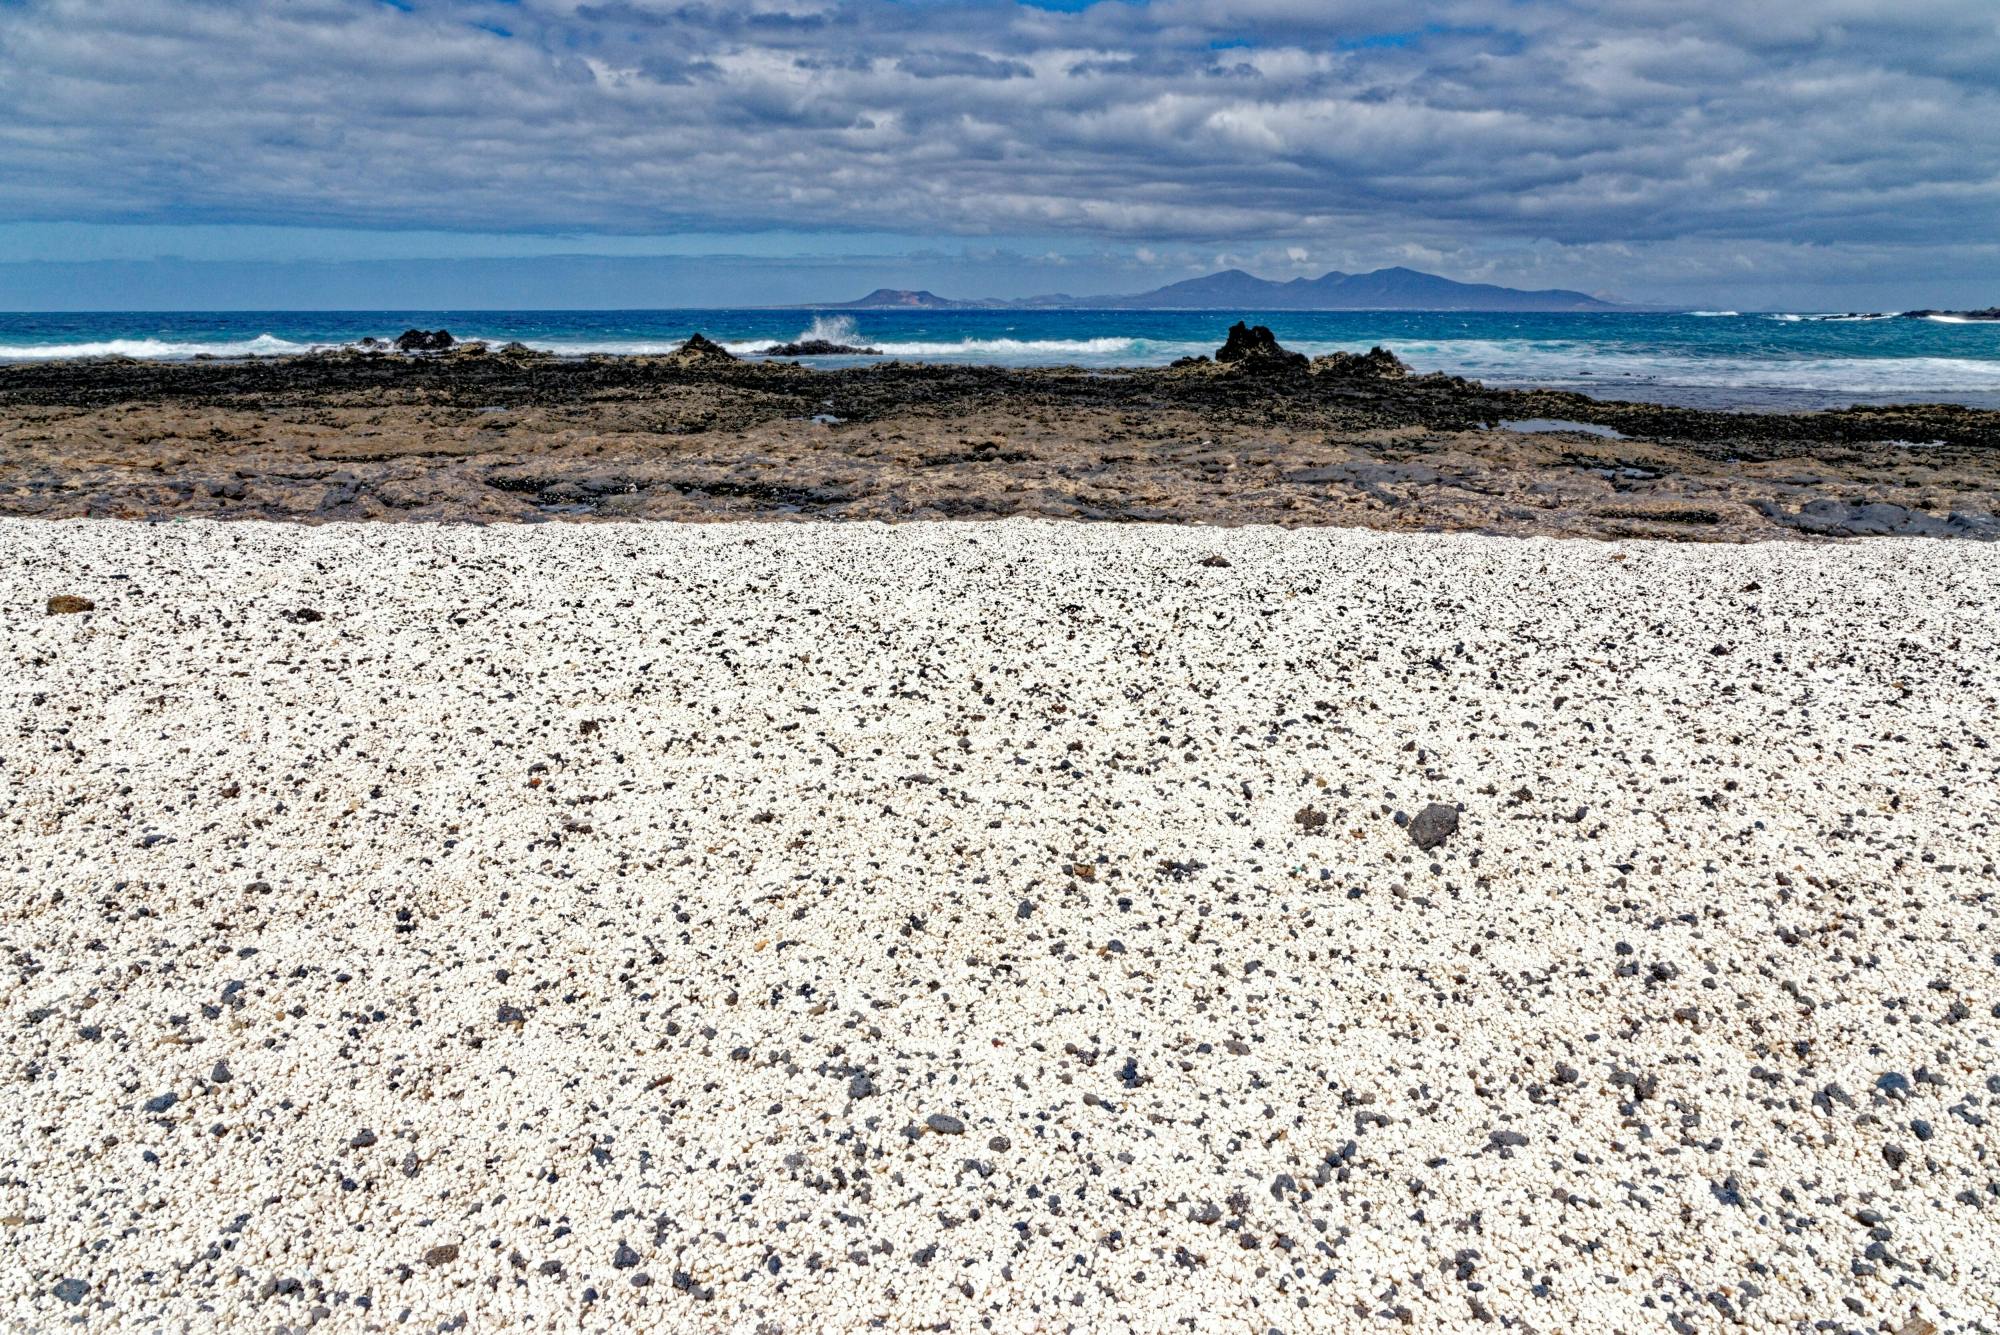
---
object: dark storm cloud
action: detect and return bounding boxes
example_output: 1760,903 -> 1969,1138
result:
0,0 -> 1995,267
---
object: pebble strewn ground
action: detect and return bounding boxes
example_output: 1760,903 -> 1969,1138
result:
2,518 -> 1997,1334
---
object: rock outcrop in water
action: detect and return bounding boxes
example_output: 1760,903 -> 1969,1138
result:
673,333 -> 737,363
759,339 -> 883,357
1311,346 -> 1410,379
1213,322 -> 1308,372
393,329 -> 456,352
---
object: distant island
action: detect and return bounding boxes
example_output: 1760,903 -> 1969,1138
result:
813,265 -> 1625,312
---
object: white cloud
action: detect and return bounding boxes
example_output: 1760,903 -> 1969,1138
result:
0,0 -> 1994,295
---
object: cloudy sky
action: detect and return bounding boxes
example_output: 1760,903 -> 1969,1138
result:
2,0 -> 1996,308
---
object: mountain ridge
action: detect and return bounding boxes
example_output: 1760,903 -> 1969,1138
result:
814,266 -> 1624,312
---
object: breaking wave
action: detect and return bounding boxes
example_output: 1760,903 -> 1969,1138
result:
0,334 -> 319,360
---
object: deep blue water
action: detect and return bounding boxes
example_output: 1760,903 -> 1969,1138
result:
3,308 -> 1999,410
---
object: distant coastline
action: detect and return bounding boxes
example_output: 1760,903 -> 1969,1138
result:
806,265 -> 1630,312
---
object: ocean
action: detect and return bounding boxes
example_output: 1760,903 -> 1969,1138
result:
3,308 -> 1998,411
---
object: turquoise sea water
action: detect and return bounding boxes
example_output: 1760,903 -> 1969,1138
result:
3,308 -> 1998,410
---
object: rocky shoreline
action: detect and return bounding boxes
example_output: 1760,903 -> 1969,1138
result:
2,328 -> 1996,539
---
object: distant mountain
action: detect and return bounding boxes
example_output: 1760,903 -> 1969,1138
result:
818,266 -> 1624,312
827,288 -> 1008,310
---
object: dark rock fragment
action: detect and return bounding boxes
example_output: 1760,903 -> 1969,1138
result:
46,595 -> 95,615
1409,803 -> 1460,851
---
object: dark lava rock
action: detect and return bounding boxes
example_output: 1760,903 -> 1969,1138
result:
143,1091 -> 178,1114
496,1003 -> 526,1025
674,333 -> 737,362
45,595 -> 95,615
422,1243 -> 460,1267
847,1072 -> 876,1099
925,1113 -> 967,1135
51,1278 -> 88,1305
614,1242 -> 640,1269
1754,499 -> 1999,540
1409,803 -> 1460,851
1311,346 -> 1409,379
1199,554 -> 1232,568
1295,805 -> 1327,834
210,1060 -> 233,1084
760,340 -> 883,357
393,328 -> 456,353
1213,321 -> 1307,372
283,607 -> 324,624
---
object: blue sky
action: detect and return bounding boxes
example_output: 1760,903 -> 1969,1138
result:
1,0 -> 1997,309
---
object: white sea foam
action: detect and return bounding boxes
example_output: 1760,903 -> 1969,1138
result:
1764,312 -> 1904,323
799,314 -> 861,344
705,336 -> 1201,361
0,334 -> 319,361
1322,337 -> 2000,396
1687,311 -> 1739,317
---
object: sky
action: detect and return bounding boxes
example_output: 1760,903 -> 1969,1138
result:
1,0 -> 1997,310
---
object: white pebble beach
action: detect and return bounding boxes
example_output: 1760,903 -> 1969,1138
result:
2,516 -> 1997,1334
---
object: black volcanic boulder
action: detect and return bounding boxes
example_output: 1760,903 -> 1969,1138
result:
393,328 -> 456,352
673,333 -> 737,362
1213,322 -> 1307,371
759,339 -> 883,357
1310,346 -> 1409,379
